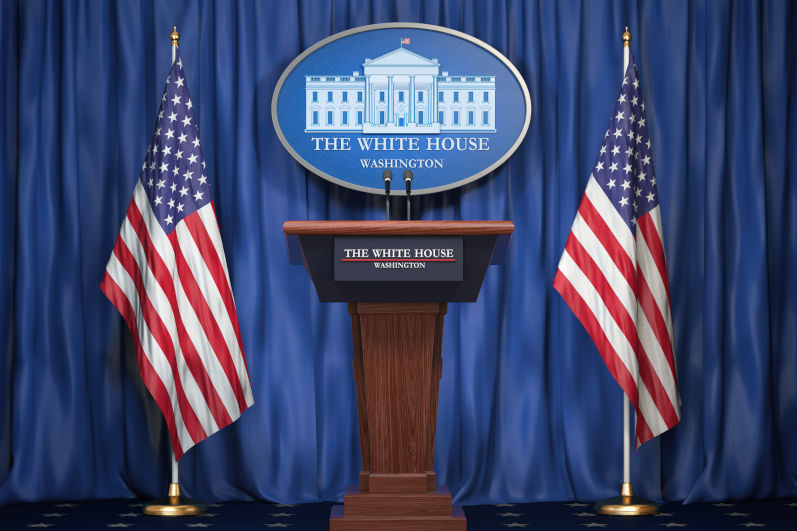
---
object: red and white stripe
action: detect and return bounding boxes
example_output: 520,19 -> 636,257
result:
554,177 -> 680,446
101,181 -> 253,458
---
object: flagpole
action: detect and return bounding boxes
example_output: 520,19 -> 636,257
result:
621,31 -> 632,489
172,451 -> 180,483
594,26 -> 658,517
623,395 -> 630,484
171,28 -> 177,64
142,26 -> 206,517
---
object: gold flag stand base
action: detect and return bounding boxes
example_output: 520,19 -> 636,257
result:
594,482 -> 658,516
143,483 -> 207,516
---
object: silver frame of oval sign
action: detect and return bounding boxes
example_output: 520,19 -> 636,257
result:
271,22 -> 532,195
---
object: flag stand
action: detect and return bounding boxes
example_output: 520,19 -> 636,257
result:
139,27 -> 207,517
143,450 -> 207,516
594,395 -> 657,515
594,27 -> 658,517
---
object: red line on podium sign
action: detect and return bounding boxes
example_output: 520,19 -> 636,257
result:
341,258 -> 456,262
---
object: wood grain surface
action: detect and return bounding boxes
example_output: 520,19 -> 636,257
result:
337,302 -> 465,530
283,220 -> 514,235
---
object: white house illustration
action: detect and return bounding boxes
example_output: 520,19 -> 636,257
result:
305,47 -> 496,134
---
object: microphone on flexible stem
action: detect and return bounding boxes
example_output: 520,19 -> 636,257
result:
382,170 -> 392,221
403,170 -> 413,220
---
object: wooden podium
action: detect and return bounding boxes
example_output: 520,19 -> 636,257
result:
283,221 -> 514,531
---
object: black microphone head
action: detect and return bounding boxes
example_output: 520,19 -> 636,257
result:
403,169 -> 414,182
382,170 -> 392,182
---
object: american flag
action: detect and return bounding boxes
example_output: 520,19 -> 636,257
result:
553,50 -> 680,447
101,50 -> 253,459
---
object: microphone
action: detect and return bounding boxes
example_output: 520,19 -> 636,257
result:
382,170 -> 392,220
403,169 -> 413,190
403,170 -> 413,220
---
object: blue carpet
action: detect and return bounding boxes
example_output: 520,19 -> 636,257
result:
1,498 -> 795,530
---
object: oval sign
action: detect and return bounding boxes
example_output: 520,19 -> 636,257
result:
272,23 -> 531,195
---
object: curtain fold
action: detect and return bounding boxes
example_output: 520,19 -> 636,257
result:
0,0 -> 795,505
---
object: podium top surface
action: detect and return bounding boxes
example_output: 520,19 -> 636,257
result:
283,220 -> 513,302
283,220 -> 514,236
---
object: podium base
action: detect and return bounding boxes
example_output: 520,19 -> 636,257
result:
594,482 -> 658,516
143,483 -> 207,516
330,504 -> 466,531
329,486 -> 465,530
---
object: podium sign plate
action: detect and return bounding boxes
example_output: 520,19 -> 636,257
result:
334,236 -> 463,281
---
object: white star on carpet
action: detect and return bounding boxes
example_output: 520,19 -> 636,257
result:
26,525 -> 53,528
726,512 -> 751,517
502,524 -> 528,528
274,504 -> 295,508
660,524 -> 687,528
186,524 -> 213,528
739,523 -> 766,528
566,502 -> 590,507
270,513 -> 294,517
655,512 -> 675,517
498,512 -> 522,517
581,523 -> 607,528
264,524 -> 291,528
117,513 -> 139,517
106,525 -> 133,528
54,503 -> 78,508
574,512 -> 594,517
495,503 -> 517,507
41,513 -> 65,517
713,503 -> 735,507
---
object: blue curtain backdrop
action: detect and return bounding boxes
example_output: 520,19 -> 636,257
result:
1,0 -> 795,505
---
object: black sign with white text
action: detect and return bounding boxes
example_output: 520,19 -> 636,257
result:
334,236 -> 463,281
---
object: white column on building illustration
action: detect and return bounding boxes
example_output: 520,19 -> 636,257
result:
370,79 -> 375,125
364,76 -> 370,124
372,79 -> 376,125
427,86 -> 433,124
432,76 -> 438,124
409,75 -> 415,124
387,75 -> 394,124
